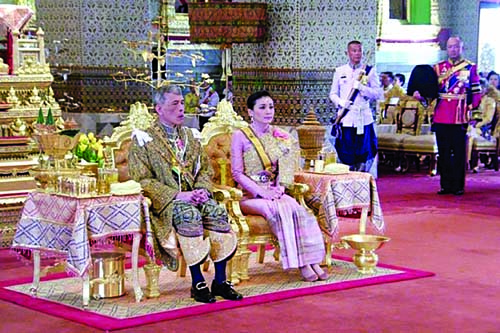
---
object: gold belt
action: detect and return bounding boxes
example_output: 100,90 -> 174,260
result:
439,93 -> 466,100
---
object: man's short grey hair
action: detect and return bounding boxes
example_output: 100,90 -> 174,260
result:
153,85 -> 182,106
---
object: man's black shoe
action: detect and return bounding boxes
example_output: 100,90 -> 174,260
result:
190,281 -> 216,303
211,280 -> 243,301
454,189 -> 464,196
437,189 -> 452,195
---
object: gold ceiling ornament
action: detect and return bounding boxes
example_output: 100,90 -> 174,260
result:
111,3 -> 206,91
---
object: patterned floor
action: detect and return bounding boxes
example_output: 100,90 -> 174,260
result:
6,252 -> 401,320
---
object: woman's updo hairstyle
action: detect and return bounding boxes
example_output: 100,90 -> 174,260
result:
247,90 -> 272,110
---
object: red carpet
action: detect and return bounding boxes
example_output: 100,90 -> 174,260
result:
0,252 -> 433,331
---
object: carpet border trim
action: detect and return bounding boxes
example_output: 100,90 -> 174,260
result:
0,255 -> 435,331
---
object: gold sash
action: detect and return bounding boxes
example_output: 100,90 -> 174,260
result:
240,127 -> 273,173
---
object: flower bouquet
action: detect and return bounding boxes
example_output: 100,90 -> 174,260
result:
73,132 -> 105,167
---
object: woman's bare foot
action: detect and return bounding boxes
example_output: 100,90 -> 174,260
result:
311,263 -> 329,280
300,265 -> 318,282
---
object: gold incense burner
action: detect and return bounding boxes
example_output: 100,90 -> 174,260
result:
297,106 -> 326,165
341,234 -> 390,274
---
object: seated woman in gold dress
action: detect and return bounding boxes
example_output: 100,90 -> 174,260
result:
230,91 -> 328,282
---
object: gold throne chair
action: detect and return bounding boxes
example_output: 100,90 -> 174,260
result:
200,100 -> 312,284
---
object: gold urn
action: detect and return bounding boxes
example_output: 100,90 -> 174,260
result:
341,234 -> 390,274
90,252 -> 126,299
297,106 -> 326,164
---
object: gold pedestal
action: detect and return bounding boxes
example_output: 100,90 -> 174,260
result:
352,250 -> 379,274
143,263 -> 162,298
341,234 -> 390,274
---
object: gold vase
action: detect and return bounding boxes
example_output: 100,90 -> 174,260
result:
341,234 -> 390,274
143,263 -> 162,298
297,106 -> 326,165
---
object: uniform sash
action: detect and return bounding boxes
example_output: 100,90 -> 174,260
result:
436,60 -> 470,86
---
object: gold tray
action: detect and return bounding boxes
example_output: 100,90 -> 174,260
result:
36,190 -> 112,199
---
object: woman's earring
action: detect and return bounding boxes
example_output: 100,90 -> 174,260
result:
250,115 -> 254,123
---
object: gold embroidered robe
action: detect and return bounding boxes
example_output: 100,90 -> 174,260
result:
128,121 -> 212,268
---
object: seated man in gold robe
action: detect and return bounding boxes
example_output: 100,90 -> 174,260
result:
128,85 -> 243,303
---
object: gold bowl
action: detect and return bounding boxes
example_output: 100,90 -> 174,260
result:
34,133 -> 81,159
341,234 -> 390,274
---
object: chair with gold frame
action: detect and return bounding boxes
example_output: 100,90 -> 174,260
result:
378,96 -> 438,175
397,98 -> 438,175
108,101 -> 311,285
469,94 -> 500,172
200,100 -> 313,284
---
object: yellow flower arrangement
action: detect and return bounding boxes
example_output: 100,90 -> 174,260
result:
73,132 -> 105,167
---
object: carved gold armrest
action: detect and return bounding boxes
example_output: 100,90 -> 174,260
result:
212,185 -> 250,239
286,182 -> 313,215
212,186 -> 231,205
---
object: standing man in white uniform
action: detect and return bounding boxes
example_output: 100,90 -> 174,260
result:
329,40 -> 382,176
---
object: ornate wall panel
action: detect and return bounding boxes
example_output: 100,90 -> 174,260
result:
35,1 -> 222,113
232,0 -> 377,70
37,0 -> 153,67
445,0 -> 479,62
51,67 -> 151,113
79,0 -> 151,67
297,1 -> 378,70
36,0 -> 83,66
50,45 -> 222,113
425,0 -> 479,62
232,68 -> 336,126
